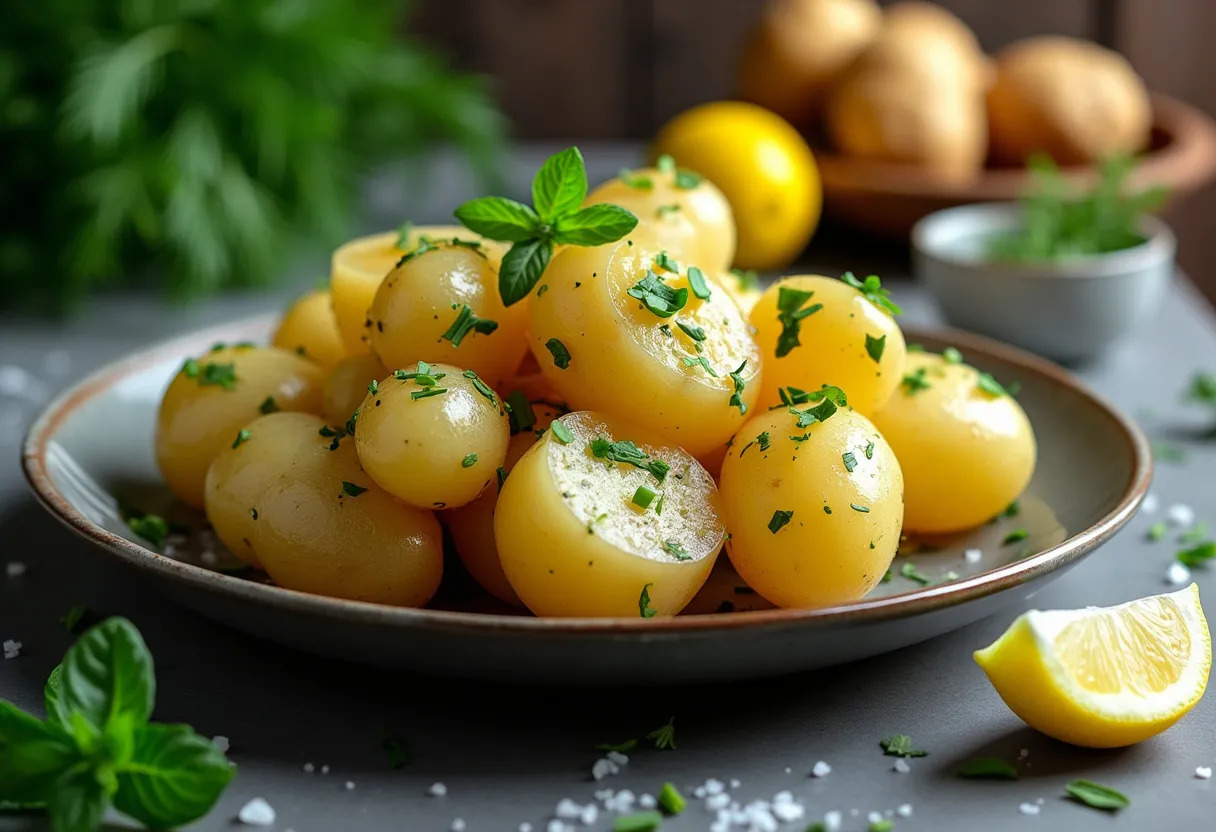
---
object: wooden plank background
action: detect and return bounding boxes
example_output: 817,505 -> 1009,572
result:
412,0 -> 1216,297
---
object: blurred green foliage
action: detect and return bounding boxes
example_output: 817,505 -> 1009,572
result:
0,0 -> 504,310
986,155 -> 1167,262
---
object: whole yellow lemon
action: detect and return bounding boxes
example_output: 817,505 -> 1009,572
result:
652,101 -> 821,271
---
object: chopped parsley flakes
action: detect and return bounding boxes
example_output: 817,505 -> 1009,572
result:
774,286 -> 823,357
461,453 -> 478,468
550,420 -> 575,444
441,304 -> 498,347
728,361 -> 749,414
687,266 -> 711,300
880,734 -> 927,758
231,429 -> 251,449
628,271 -> 688,318
340,481 -> 368,498
841,272 -> 902,316
545,338 -> 572,369
768,509 -> 794,534
590,437 -> 669,483
639,584 -> 657,618
865,333 -> 886,363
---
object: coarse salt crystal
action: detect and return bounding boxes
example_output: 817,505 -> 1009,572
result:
321,764 -> 330,774
811,760 -> 832,777
211,735 -> 230,753
823,810 -> 843,831
580,804 -> 597,826
1018,802 -> 1041,816
693,786 -> 707,799
897,804 -> 913,818
729,778 -> 741,788
519,825 -> 532,832
1168,504 -> 1195,527
1018,748 -> 1029,759
6,562 -> 26,577
783,766 -> 792,773
611,789 -> 636,812
555,799 -> 582,819
772,801 -> 804,822
705,778 -> 725,795
591,758 -> 617,780
3,639 -> 22,659
868,811 -> 884,824
706,793 -> 731,811
1166,562 -> 1192,586
0,366 -> 47,401
893,758 -> 911,773
1142,493 -> 1159,514
964,548 -> 982,564
1196,766 -> 1212,779
303,762 -> 315,773
451,820 -> 466,832
345,781 -> 355,790
605,750 -> 629,766
428,782 -> 447,797
237,797 -> 275,826
545,821 -> 566,832
638,794 -> 656,809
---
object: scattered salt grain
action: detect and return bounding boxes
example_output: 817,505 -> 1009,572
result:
705,778 -> 725,795
1142,493 -> 1159,514
729,778 -> 741,788
320,764 -> 330,774
345,781 -> 355,791
303,762 -> 315,773
451,819 -> 466,832
693,786 -> 707,799
638,793 -> 656,809
0,366 -> 47,402
211,736 -> 229,753
1018,748 -> 1029,759
1166,562 -> 1192,586
1018,802 -> 1041,816
428,782 -> 448,797
546,821 -> 566,832
706,793 -> 731,811
771,793 -> 803,822
811,760 -> 832,778
607,789 -> 635,813
6,562 -> 26,577
519,825 -> 532,832
237,797 -> 275,826
1196,766 -> 1212,780
868,811 -> 884,825
3,639 -> 22,659
1168,504 -> 1195,527
823,810 -> 843,831
580,804 -> 597,826
605,750 -> 629,766
897,804 -> 913,818
893,758 -> 911,773
964,548 -> 982,564
783,766 -> 792,773
555,799 -> 582,819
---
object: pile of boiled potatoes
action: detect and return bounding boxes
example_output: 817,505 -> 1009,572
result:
155,150 -> 1036,618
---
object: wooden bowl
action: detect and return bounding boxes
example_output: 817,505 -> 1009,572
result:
816,93 -> 1216,238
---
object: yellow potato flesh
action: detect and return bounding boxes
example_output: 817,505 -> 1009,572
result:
495,411 -> 724,618
871,351 -> 1036,533
446,402 -> 565,606
271,290 -> 348,370
322,354 -> 389,425
354,362 -> 509,509
529,237 -> 761,457
368,243 -> 528,387
720,405 -> 903,608
586,168 -> 736,273
750,275 -> 906,415
155,346 -> 324,508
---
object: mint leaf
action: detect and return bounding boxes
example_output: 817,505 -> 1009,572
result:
499,238 -> 553,306
532,146 -> 587,221
0,702 -> 78,805
113,723 -> 235,829
1065,779 -> 1129,811
627,272 -> 688,318
552,204 -> 638,245
58,618 -> 154,737
453,196 -> 540,242
45,664 -> 69,727
49,767 -> 108,832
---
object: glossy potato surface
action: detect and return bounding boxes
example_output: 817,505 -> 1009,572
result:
720,404 -> 903,608
156,346 -> 325,508
322,354 -> 389,425
529,237 -> 761,457
446,402 -> 565,605
495,411 -> 724,618
750,275 -> 906,415
586,167 -> 735,273
871,351 -> 1036,533
368,243 -> 528,386
354,362 -> 509,509
271,290 -> 348,369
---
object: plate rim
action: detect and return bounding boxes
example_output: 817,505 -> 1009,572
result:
21,313 -> 1151,636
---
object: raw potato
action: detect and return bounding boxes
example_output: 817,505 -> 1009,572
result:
871,351 -> 1036,533
720,404 -> 903,608
446,401 -> 566,606
156,345 -> 324,508
330,226 -> 502,354
585,165 -> 736,274
737,0 -> 883,127
749,275 -> 906,415
354,361 -> 509,509
367,241 -> 528,386
323,354 -> 389,425
243,415 -> 443,606
271,290 -> 348,370
880,1 -> 989,87
529,236 -> 762,457
495,411 -> 724,618
987,36 -> 1151,165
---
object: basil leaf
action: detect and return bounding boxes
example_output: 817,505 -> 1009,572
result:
113,723 -> 235,829
552,204 -> 638,245
49,767 -> 109,832
59,617 -> 155,738
1065,779 -> 1129,811
0,702 -> 78,804
453,196 -> 540,242
498,238 -> 553,306
45,663 -> 70,727
531,146 -> 587,221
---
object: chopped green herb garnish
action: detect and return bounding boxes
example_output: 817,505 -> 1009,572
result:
411,387 -> 449,400
619,168 -> 654,190
943,346 -> 963,364
590,437 -> 670,482
880,734 -> 927,758
823,505 -> 832,514
674,169 -> 702,189
881,569 -> 892,583
774,286 -> 823,357
728,361 -> 749,415
647,716 -> 676,750
730,267 -> 760,292
441,303 -> 499,347
341,481 -> 368,497
397,235 -> 437,265
682,355 -> 718,376
462,369 -> 498,406
632,486 -> 658,510
550,420 -> 575,444
675,319 -> 707,341
1004,500 -> 1020,517
461,453 -> 478,468
778,386 -> 812,406
656,204 -> 680,217
596,738 -> 639,753
1065,779 -> 1129,811
639,584 -> 657,618
976,372 -> 1010,397
789,385 -> 847,427
1002,529 -> 1029,545
869,820 -> 894,832
545,338 -> 572,369
1178,542 -> 1216,568
258,396 -> 279,414
1146,521 -> 1166,542
850,503 -> 869,513
60,603 -> 89,634
901,366 -> 931,395
232,428 -> 251,449
628,271 -> 689,318
653,251 -> 679,273
506,390 -> 536,434
768,509 -> 794,534
614,810 -> 663,832
496,467 -> 508,489
842,451 -> 858,472
865,333 -> 886,363
841,272 -> 902,316
663,539 -> 691,560
864,440 -> 875,459
757,431 -> 771,452
658,782 -> 686,815
194,361 -> 238,390
367,379 -> 379,395
906,343 -> 925,352
900,562 -> 930,585
958,757 -> 1018,779
687,266 -> 711,300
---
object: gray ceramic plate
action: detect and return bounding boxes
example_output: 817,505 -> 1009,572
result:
22,315 -> 1149,683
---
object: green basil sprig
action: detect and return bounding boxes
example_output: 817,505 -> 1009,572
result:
0,618 -> 233,831
454,147 -> 639,306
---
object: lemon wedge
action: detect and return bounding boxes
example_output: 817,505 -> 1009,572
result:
975,584 -> 1211,748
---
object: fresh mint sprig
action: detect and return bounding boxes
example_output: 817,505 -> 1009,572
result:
455,147 -> 639,306
0,618 -> 233,831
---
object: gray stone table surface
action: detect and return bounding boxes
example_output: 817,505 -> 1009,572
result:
3,145 -> 1216,831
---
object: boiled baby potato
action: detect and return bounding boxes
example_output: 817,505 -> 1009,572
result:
446,400 -> 566,606
719,395 -> 903,608
243,414 -> 443,606
585,160 -> 735,274
880,1 -> 989,87
987,36 -> 1151,165
529,238 -> 762,457
156,345 -> 324,508
271,290 -> 348,370
501,349 -> 561,402
330,226 -> 502,354
871,350 -> 1036,533
367,240 -> 528,386
750,274 -> 905,415
322,354 -> 389,425
354,361 -> 509,509
737,0 -> 882,128
495,411 -> 724,618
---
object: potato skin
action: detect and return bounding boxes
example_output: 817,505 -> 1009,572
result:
720,405 -> 903,608
322,354 -> 389,425
495,411 -> 724,618
749,275 -> 906,416
354,362 -> 510,509
271,290 -> 348,370
871,351 -> 1036,533
367,243 -> 528,387
156,345 -> 324,508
